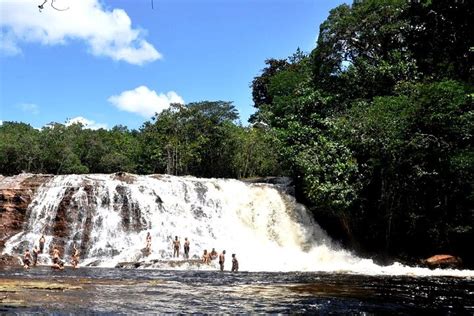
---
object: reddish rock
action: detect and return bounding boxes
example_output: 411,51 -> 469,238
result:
422,254 -> 462,269
0,253 -> 20,267
0,174 -> 52,253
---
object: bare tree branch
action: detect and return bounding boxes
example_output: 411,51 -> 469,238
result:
38,0 -> 69,13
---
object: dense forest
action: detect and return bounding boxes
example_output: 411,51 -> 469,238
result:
1,0 -> 473,267
0,101 -> 280,179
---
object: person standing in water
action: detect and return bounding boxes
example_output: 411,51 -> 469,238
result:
231,253 -> 239,272
71,243 -> 80,269
51,246 -> 64,270
209,248 -> 218,260
32,245 -> 39,266
183,237 -> 190,259
39,234 -> 45,253
23,249 -> 32,269
173,236 -> 181,257
219,250 -> 226,271
146,232 -> 152,255
202,249 -> 210,264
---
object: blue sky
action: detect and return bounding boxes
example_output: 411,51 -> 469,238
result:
0,0 -> 348,130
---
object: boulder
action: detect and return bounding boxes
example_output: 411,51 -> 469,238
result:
422,254 -> 462,269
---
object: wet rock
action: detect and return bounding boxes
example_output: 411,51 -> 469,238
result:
115,259 -> 206,269
422,254 -> 462,269
0,174 -> 52,252
85,260 -> 102,267
113,172 -> 136,184
0,254 -> 20,267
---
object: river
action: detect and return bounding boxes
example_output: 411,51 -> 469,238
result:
0,266 -> 472,314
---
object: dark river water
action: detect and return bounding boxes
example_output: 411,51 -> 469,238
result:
0,267 -> 473,314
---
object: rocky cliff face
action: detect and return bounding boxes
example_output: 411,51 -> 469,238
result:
0,174 -> 53,253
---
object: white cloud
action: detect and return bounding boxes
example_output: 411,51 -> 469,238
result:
0,0 -> 161,65
18,103 -> 40,115
108,85 -> 184,118
65,116 -> 107,130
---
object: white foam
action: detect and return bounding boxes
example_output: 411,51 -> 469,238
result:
3,174 -> 473,277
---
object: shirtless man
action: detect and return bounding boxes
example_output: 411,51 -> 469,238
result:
231,253 -> 239,272
32,245 -> 40,266
219,250 -> 226,271
173,236 -> 180,258
71,243 -> 80,268
23,249 -> 32,269
209,248 -> 218,260
183,238 -> 190,259
51,246 -> 64,270
39,234 -> 46,253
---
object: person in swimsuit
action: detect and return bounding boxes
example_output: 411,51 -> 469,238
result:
146,232 -> 152,255
202,249 -> 210,264
183,238 -> 190,259
71,243 -> 80,268
219,250 -> 226,271
23,249 -> 32,269
173,236 -> 180,257
39,234 -> 45,253
51,246 -> 64,270
32,245 -> 39,266
231,253 -> 239,272
209,248 -> 218,260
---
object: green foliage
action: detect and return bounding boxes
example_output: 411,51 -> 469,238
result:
0,101 -> 279,180
250,0 -> 473,264
0,122 -> 41,174
276,119 -> 359,213
339,80 -> 473,254
231,125 -> 282,178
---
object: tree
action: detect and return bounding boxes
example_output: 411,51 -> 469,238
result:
0,122 -> 41,175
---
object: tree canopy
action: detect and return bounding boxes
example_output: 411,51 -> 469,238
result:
250,0 -> 473,265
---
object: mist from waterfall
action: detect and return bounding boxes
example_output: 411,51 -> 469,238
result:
3,174 -> 473,277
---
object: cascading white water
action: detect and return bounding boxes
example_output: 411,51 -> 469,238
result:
3,174 -> 473,277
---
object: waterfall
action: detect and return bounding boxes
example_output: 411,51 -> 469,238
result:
3,174 -> 473,276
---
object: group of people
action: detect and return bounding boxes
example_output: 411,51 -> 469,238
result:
147,234 -> 239,272
22,234 -> 80,270
172,236 -> 191,259
172,235 -> 239,271
23,232 -> 239,271
22,234 -> 45,269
